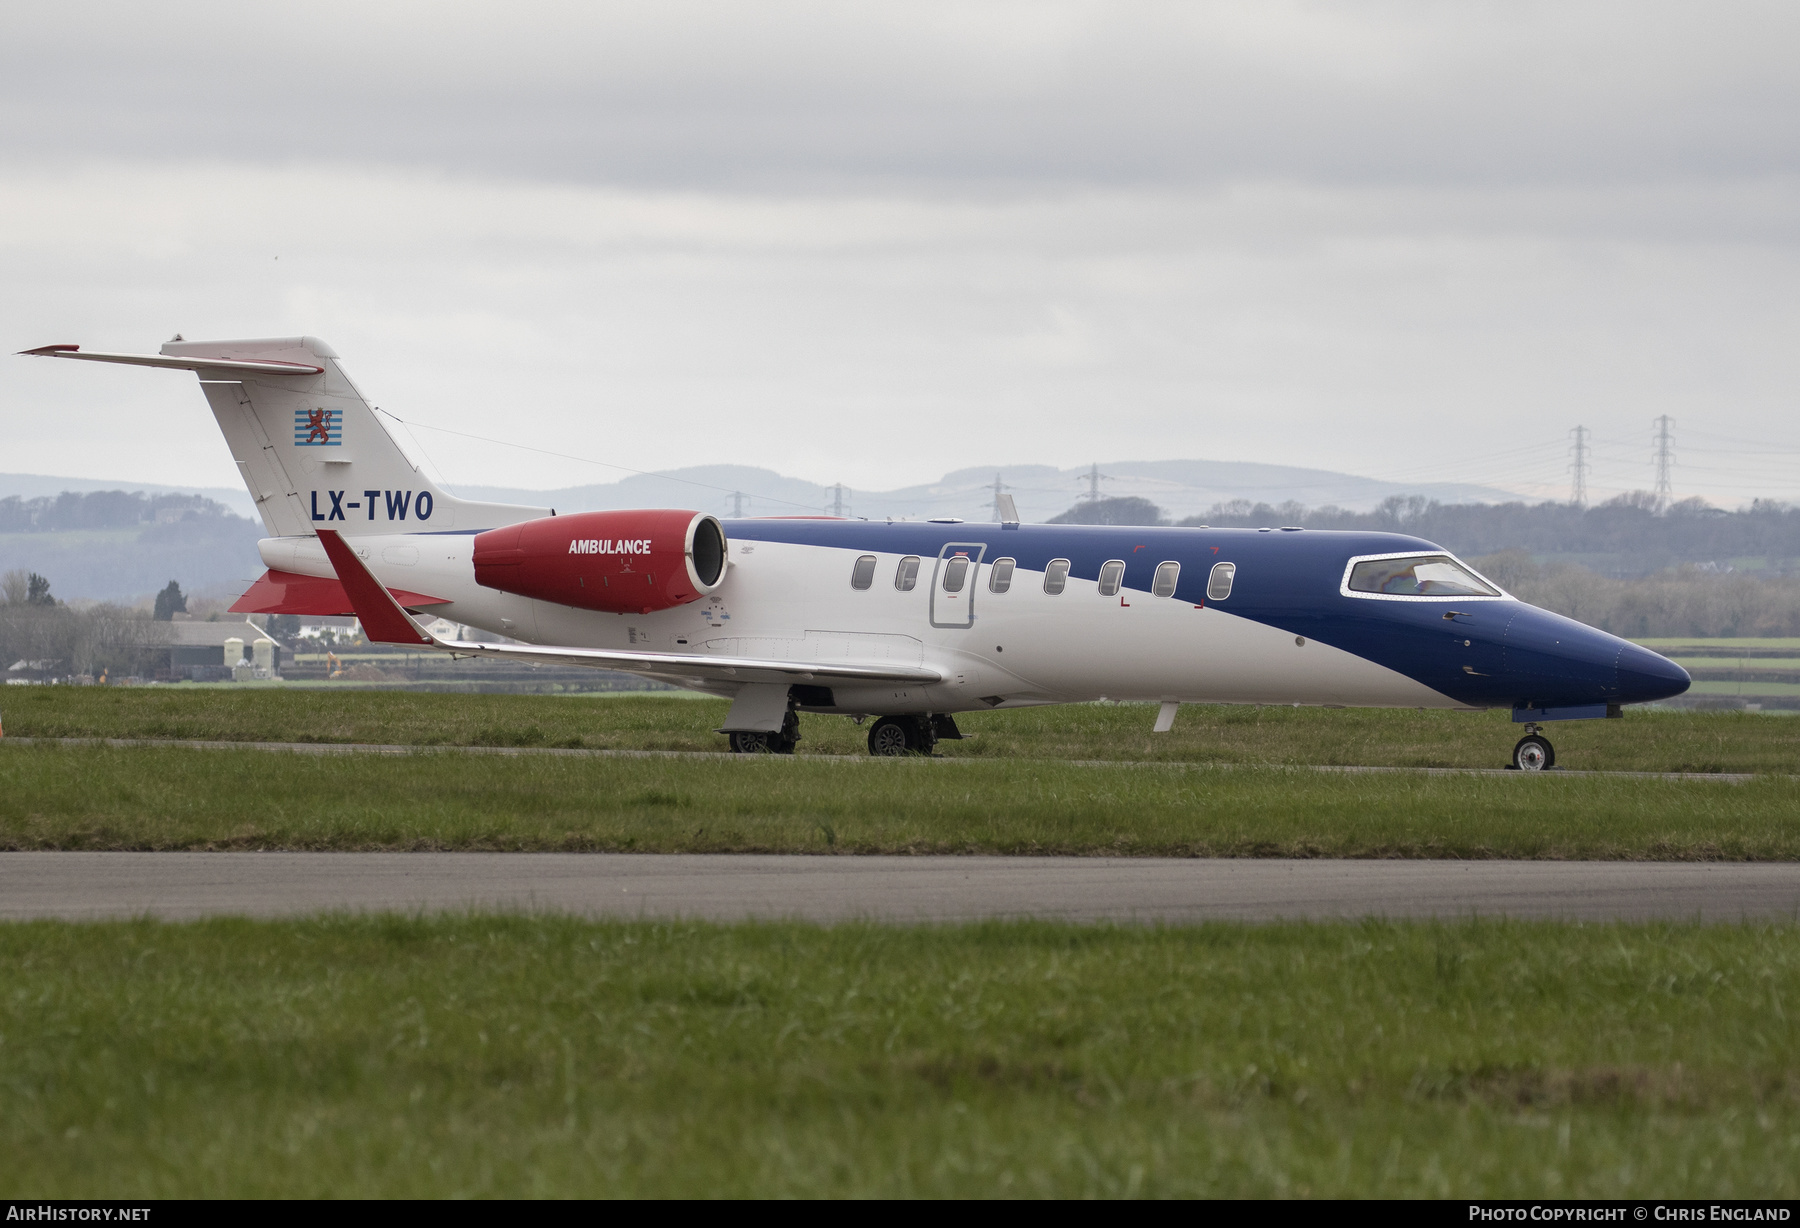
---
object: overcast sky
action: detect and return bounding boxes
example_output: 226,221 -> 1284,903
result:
3,1 -> 1798,508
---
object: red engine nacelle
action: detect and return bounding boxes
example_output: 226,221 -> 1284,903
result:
472,509 -> 728,615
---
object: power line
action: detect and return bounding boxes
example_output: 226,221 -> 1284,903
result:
1568,425 -> 1590,507
1652,415 -> 1676,510
1082,463 -> 1110,503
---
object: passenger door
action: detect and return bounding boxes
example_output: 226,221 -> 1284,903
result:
929,542 -> 986,629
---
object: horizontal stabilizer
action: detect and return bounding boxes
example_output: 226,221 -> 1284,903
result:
229,569 -> 451,617
24,335 -> 550,541
18,344 -> 324,375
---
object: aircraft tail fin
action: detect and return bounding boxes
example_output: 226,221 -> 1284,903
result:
22,337 -> 550,538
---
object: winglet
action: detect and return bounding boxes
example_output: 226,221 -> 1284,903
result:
314,530 -> 434,646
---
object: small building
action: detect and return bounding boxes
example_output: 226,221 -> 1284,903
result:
6,658 -> 62,685
143,620 -> 283,680
296,615 -> 360,645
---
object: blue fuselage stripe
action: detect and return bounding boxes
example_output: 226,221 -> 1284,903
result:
719,520 -> 1687,711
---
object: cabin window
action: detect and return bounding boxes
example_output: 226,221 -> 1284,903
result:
989,557 -> 1015,593
1152,560 -> 1180,597
1347,554 -> 1499,597
1043,558 -> 1070,595
850,555 -> 877,590
1207,561 -> 1236,600
941,555 -> 970,593
895,556 -> 920,591
1097,559 -> 1126,597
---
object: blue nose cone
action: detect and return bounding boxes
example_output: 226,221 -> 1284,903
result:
1616,642 -> 1690,704
1500,606 -> 1690,708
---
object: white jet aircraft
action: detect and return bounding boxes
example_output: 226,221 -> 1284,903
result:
23,336 -> 1689,768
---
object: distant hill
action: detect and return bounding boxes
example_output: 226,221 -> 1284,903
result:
0,489 -> 263,605
0,461 -> 1556,604
457,459 -> 1522,523
0,473 -> 254,519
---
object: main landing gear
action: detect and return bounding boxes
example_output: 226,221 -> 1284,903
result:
1509,722 -> 1555,772
866,714 -> 961,757
727,711 -> 963,757
728,710 -> 801,755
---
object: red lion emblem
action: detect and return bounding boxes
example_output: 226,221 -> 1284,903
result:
305,407 -> 332,444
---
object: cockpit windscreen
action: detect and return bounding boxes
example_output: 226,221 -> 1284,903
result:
1348,555 -> 1500,597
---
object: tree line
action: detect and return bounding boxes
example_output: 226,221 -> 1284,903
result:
1181,493 -> 1800,571
0,572 -> 167,678
0,489 -> 243,533
1052,492 -> 1800,575
1048,492 -> 1800,637
1471,551 -> 1800,639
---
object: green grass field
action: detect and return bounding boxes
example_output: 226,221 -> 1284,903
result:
5,689 -> 1798,857
1639,637 -> 1800,652
4,741 -> 1798,857
6,692 -> 1797,1199
4,916 -> 1796,1198
6,686 -> 1800,772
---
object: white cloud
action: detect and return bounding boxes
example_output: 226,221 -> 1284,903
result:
3,3 -> 1798,508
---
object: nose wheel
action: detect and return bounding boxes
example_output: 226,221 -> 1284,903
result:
1510,729 -> 1555,771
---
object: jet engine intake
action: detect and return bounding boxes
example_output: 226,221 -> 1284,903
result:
472,509 -> 727,614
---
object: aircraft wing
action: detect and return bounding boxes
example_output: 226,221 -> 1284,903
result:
313,529 -> 943,687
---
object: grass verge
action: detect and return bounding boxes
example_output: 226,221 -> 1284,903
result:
3,915 -> 1796,1197
4,743 -> 1798,857
4,687 -> 1800,772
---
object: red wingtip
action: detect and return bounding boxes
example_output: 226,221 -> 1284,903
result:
314,530 -> 433,646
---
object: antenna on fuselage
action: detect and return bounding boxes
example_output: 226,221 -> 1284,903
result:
988,472 -> 1013,520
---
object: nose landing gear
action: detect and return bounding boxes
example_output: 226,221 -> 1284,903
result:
1509,722 -> 1555,771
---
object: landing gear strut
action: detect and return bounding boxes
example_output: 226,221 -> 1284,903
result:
728,710 -> 800,755
867,715 -> 932,757
1510,722 -> 1555,771
865,714 -> 962,757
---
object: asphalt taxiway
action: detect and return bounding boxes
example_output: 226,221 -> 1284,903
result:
2,853 -> 1796,923
2,737 -> 1761,781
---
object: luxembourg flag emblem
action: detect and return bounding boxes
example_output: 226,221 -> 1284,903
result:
294,407 -> 341,446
